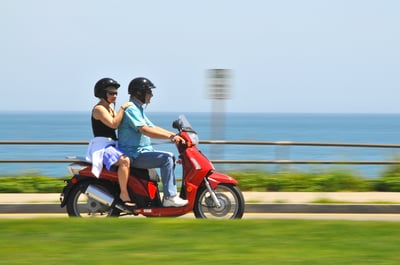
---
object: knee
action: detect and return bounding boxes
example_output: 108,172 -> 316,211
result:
119,156 -> 130,168
164,153 -> 175,166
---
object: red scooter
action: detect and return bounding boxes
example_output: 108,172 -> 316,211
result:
60,115 -> 245,219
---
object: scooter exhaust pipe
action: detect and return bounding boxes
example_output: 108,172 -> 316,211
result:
85,185 -> 115,207
84,185 -> 128,212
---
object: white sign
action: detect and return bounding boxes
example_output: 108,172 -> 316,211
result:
207,69 -> 232,100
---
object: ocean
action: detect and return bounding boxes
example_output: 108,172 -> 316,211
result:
1,111 -> 400,178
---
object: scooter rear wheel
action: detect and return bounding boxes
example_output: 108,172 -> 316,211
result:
66,182 -> 120,217
193,184 -> 245,219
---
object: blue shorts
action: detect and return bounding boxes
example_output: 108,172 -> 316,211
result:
103,145 -> 124,171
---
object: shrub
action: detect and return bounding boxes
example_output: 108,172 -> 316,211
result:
0,176 -> 65,193
373,164 -> 400,191
230,169 -> 371,192
310,170 -> 371,192
0,168 -> 398,193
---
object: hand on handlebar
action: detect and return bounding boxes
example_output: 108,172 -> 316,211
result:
171,135 -> 185,144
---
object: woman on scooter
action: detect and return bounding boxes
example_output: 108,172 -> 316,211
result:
86,77 -> 135,208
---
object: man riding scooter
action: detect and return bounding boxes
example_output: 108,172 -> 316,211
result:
118,77 -> 189,207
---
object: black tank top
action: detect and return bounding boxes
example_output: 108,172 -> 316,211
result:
91,109 -> 117,140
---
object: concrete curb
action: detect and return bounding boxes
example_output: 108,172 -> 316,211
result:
1,203 -> 400,214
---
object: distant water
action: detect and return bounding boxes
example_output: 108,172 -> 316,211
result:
1,111 -> 400,178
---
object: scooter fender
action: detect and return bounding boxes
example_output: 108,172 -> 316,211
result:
60,176 -> 97,207
207,171 -> 238,189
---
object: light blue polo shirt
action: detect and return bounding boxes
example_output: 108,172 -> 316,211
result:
118,100 -> 155,159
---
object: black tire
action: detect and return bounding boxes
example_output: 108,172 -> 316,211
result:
65,182 -> 120,217
193,184 -> 245,219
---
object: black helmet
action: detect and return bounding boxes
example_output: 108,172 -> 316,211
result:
128,77 -> 156,103
94,78 -> 120,98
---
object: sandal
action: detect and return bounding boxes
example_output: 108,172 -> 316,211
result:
122,201 -> 136,208
117,199 -> 139,215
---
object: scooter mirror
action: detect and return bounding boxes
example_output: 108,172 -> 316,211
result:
172,119 -> 182,130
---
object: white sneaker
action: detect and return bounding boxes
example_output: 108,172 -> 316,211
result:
163,195 -> 188,207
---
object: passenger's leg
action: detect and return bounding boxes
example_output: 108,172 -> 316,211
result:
115,155 -> 135,206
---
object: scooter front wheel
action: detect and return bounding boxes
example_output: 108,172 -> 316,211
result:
193,184 -> 245,219
66,182 -> 120,218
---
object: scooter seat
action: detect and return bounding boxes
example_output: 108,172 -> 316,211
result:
67,156 -> 160,182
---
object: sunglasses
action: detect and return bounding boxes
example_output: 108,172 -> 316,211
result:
107,92 -> 118,96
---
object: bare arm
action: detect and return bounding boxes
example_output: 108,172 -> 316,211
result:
139,125 -> 185,143
92,102 -> 133,129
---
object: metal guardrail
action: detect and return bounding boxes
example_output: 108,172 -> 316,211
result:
0,140 -> 400,165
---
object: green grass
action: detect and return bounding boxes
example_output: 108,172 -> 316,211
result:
1,218 -> 400,264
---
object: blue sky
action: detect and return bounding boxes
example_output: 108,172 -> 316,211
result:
1,0 -> 399,113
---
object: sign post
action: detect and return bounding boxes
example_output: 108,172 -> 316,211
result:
207,69 -> 232,162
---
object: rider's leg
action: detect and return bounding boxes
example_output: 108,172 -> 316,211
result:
132,151 -> 188,207
132,151 -> 177,197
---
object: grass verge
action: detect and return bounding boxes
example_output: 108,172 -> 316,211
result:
0,218 -> 400,265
